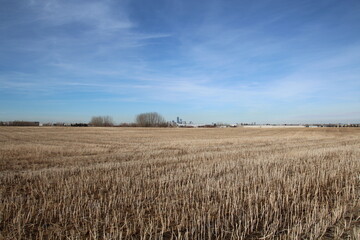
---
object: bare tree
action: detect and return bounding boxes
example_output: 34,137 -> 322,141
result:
135,112 -> 166,127
90,116 -> 103,126
103,116 -> 114,127
90,116 -> 114,127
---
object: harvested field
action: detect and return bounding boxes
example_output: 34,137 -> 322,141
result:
0,127 -> 359,239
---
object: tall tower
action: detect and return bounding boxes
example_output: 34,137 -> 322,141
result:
177,117 -> 180,123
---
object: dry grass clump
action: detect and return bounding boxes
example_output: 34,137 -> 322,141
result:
0,127 -> 359,239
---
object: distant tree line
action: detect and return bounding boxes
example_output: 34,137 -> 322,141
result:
89,116 -> 114,127
0,113 -> 170,127
2,117 -> 360,128
88,112 -> 170,127
71,123 -> 88,127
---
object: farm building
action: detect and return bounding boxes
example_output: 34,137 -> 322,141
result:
8,121 -> 40,126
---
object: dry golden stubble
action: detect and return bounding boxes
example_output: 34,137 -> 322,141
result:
0,127 -> 359,239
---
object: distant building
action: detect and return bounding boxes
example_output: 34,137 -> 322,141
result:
9,121 -> 40,126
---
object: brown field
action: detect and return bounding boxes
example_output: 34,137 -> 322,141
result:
0,127 -> 359,239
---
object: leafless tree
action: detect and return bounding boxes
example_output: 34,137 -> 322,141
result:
103,116 -> 114,127
135,112 -> 167,127
90,116 -> 114,127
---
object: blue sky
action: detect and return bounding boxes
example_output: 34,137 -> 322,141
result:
0,0 -> 359,124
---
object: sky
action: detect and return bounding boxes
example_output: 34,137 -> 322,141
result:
0,0 -> 359,124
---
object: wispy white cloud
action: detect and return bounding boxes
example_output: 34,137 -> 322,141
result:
5,0 -> 170,64
29,0 -> 133,31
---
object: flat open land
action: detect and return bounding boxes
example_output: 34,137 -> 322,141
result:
1,127 -> 359,239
